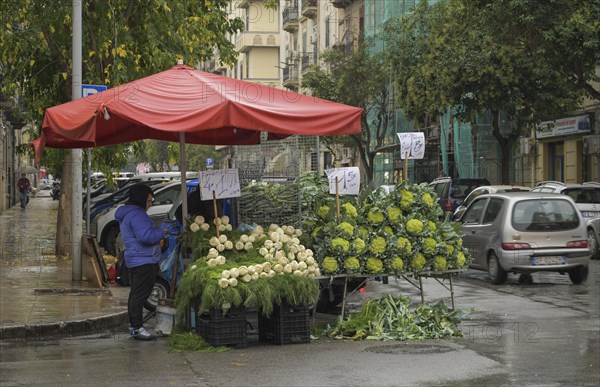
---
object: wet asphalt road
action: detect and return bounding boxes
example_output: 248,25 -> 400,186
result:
1,262 -> 598,386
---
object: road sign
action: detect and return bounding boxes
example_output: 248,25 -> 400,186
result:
82,84 -> 107,97
205,158 -> 215,169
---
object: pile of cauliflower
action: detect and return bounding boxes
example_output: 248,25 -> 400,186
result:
188,217 -> 321,289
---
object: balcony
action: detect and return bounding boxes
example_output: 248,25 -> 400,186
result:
331,0 -> 351,8
242,78 -> 282,89
282,7 -> 299,32
301,0 -> 318,18
236,32 -> 280,53
301,52 -> 316,74
282,66 -> 299,90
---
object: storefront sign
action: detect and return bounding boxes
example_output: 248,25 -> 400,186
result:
536,114 -> 593,139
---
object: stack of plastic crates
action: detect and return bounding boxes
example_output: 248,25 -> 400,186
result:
258,302 -> 311,345
197,305 -> 247,348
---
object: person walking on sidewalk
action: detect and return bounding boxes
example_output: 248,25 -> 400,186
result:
115,184 -> 165,341
17,174 -> 31,209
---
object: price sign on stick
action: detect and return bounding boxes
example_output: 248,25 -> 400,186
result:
199,169 -> 241,200
397,132 -> 425,160
325,167 -> 360,195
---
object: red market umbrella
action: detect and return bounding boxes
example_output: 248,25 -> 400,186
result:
34,64 -> 363,162
34,63 -> 363,225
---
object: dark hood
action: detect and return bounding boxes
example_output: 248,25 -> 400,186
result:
126,183 -> 153,208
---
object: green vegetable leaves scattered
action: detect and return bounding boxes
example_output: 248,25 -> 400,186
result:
327,295 -> 468,341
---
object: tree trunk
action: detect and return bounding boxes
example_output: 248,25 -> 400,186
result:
55,152 -> 73,256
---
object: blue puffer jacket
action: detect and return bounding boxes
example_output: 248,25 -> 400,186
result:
115,204 -> 165,268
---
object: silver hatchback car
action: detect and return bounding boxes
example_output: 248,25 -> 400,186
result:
460,192 -> 591,284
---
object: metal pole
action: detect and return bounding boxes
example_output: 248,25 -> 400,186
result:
179,132 -> 188,223
71,0 -> 83,280
86,148 -> 91,234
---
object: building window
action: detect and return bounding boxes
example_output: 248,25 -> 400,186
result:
549,141 -> 564,181
325,16 -> 330,47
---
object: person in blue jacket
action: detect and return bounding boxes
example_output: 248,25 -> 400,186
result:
115,184 -> 165,341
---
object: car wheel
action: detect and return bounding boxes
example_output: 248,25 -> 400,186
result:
103,225 -> 120,257
487,252 -> 507,285
588,228 -> 599,260
144,277 -> 171,312
568,266 -> 588,284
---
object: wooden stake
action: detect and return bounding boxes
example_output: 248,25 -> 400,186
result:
213,190 -> 220,238
335,177 -> 340,221
403,152 -> 408,181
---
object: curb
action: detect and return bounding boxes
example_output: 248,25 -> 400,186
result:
0,310 -> 128,341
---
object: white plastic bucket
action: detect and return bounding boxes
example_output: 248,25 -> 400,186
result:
154,299 -> 179,336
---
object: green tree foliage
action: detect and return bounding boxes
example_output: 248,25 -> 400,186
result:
0,0 -> 244,255
131,140 -> 221,172
0,0 -> 244,165
302,40 -> 393,186
383,0 -> 598,183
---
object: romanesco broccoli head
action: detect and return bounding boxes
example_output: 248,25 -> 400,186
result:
344,257 -> 361,271
428,221 -> 437,232
406,219 -> 424,235
410,253 -> 426,271
367,209 -> 385,224
322,256 -> 338,273
390,257 -> 404,272
341,202 -> 358,217
331,237 -> 351,252
433,255 -> 447,271
423,237 -> 437,253
456,251 -> 466,267
354,238 -> 366,253
422,192 -> 434,207
387,206 -> 402,223
384,226 -> 393,235
337,221 -> 355,237
370,236 -> 387,254
317,205 -> 330,219
396,237 -> 412,253
445,243 -> 455,256
400,190 -> 415,209
366,257 -> 383,273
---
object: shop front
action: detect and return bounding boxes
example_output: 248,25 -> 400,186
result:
535,113 -> 599,183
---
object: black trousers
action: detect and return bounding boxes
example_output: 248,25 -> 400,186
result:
127,263 -> 159,329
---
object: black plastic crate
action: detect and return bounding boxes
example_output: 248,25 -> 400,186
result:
196,306 -> 247,348
258,303 -> 310,345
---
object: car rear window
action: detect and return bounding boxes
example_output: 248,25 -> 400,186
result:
512,199 -> 580,231
562,188 -> 600,204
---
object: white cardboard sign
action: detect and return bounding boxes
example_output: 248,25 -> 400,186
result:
397,132 -> 425,159
325,167 -> 360,195
199,168 -> 241,200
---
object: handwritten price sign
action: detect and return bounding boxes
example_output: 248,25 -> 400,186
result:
397,132 -> 425,159
325,167 -> 360,195
199,169 -> 241,200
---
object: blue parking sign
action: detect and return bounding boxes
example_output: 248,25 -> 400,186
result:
205,158 -> 214,169
82,84 -> 107,97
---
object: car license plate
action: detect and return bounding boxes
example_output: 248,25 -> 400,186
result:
531,256 -> 566,265
581,211 -> 600,218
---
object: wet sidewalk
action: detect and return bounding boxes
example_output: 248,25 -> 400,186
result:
0,192 -> 129,340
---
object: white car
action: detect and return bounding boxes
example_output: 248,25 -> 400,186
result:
96,181 -> 188,256
532,181 -> 600,221
453,185 -> 531,221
